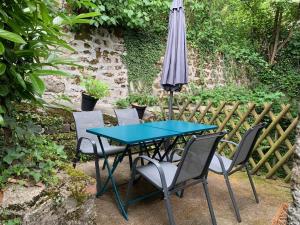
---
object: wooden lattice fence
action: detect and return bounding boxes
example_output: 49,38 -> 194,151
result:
157,97 -> 298,182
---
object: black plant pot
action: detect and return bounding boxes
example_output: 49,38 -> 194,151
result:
81,93 -> 98,111
131,104 -> 147,120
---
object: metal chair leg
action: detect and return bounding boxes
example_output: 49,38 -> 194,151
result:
245,164 -> 259,203
72,151 -> 80,168
223,173 -> 241,222
163,192 -> 176,225
94,154 -> 102,197
202,181 -> 217,225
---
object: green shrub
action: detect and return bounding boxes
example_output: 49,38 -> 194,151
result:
179,84 -> 285,107
81,76 -> 109,99
0,136 -> 67,189
115,94 -> 158,108
115,98 -> 130,109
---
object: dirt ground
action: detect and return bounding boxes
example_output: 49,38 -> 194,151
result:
77,158 -> 291,225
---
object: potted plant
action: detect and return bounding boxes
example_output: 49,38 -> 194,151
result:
115,81 -> 158,119
128,93 -> 148,119
81,76 -> 109,111
115,94 -> 158,119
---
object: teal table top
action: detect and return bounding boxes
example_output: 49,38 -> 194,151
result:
87,120 -> 217,145
87,123 -> 179,144
144,120 -> 217,134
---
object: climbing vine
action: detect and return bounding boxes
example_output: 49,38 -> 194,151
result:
122,30 -> 165,93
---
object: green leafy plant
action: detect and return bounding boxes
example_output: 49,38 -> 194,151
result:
0,0 -> 99,126
115,94 -> 158,108
179,83 -> 285,107
128,93 -> 158,107
115,81 -> 158,108
0,134 -> 67,189
81,76 -> 109,99
3,218 -> 21,225
66,0 -> 170,30
115,98 -> 130,109
122,30 -> 165,94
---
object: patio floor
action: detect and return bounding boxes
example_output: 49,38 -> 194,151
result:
78,158 -> 291,225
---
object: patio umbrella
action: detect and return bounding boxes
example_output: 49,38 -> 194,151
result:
161,0 -> 188,120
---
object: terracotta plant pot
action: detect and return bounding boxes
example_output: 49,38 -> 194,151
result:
131,103 -> 147,120
81,92 -> 98,111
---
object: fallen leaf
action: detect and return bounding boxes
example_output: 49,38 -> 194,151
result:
7,178 -> 18,183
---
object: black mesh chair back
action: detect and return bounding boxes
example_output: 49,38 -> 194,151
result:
114,108 -> 140,125
73,111 -> 110,152
172,132 -> 225,187
232,123 -> 266,167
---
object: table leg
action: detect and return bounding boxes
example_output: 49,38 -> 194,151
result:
96,137 -> 129,220
150,138 -> 166,160
99,144 -> 130,195
161,136 -> 180,161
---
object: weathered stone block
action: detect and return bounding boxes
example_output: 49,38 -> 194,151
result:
44,77 -> 66,93
114,77 -> 126,84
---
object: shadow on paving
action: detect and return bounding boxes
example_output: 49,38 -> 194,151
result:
77,158 -> 291,225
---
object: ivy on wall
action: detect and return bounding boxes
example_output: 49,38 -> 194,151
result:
122,30 -> 165,94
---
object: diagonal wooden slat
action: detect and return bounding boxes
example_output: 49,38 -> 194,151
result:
252,116 -> 298,173
217,102 -> 240,132
158,97 -> 297,182
218,103 -> 255,153
254,104 -> 291,150
198,101 -> 213,123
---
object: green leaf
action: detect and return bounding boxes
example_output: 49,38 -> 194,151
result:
0,62 -> 6,75
39,3 -> 51,24
0,105 -> 5,113
9,68 -> 26,88
33,69 -> 70,77
30,74 -> 46,95
0,85 -> 9,96
29,171 -> 42,183
0,41 -> 4,54
0,115 -> 4,126
0,29 -> 26,44
101,15 -> 110,21
75,12 -> 101,19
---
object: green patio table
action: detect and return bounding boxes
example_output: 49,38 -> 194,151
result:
86,120 -> 217,220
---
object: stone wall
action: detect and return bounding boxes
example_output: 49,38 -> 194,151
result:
44,27 -> 249,106
152,48 -> 249,96
43,27 -> 128,107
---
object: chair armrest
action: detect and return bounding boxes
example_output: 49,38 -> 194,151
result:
169,148 -> 184,162
220,139 -> 239,147
77,137 -> 98,155
214,153 -> 228,173
133,155 -> 169,190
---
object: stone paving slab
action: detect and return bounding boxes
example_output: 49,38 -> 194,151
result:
77,158 -> 291,225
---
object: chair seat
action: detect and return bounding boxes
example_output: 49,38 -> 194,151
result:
136,162 -> 177,189
209,154 -> 232,173
80,139 -> 125,156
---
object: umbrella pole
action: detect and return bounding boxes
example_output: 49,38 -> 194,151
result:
168,91 -> 174,120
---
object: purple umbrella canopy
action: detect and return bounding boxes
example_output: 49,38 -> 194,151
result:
161,0 -> 188,119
